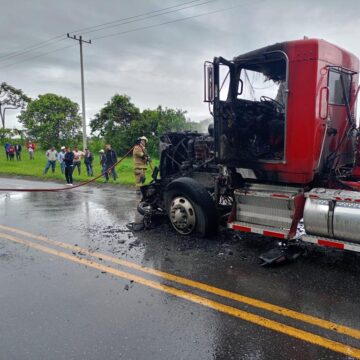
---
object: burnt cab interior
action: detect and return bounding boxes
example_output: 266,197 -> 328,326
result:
209,51 -> 287,167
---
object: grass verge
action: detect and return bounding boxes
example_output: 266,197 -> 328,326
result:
0,151 -> 157,186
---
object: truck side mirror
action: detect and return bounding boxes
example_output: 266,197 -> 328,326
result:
204,61 -> 214,103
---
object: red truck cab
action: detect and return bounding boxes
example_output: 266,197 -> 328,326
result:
207,39 -> 359,185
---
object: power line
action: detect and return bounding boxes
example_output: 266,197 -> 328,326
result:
71,0 -> 208,34
0,0 -> 261,70
93,1 -> 254,41
77,0 -> 219,36
0,44 -> 77,70
0,0 -> 208,64
0,35 -> 66,62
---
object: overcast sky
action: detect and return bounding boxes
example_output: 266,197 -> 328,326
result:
1,0 -> 360,130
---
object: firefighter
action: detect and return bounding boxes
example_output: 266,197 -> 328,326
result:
133,136 -> 150,191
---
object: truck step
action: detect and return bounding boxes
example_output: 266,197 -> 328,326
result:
234,184 -> 304,235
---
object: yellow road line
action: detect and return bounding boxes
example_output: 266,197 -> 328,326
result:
1,224 -> 360,342
1,232 -> 360,359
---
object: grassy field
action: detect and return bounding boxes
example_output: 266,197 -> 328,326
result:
0,151 -> 157,186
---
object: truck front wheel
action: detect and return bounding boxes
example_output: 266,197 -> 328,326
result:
165,177 -> 218,237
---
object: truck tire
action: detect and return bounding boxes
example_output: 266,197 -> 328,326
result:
164,177 -> 218,237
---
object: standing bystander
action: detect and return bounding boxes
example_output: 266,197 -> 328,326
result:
58,146 -> 66,174
99,149 -> 106,178
4,143 -> 10,160
63,147 -> 74,185
73,146 -> 83,175
27,141 -> 36,160
43,146 -> 58,175
15,143 -> 22,160
104,144 -> 117,182
8,144 -> 15,161
84,148 -> 94,176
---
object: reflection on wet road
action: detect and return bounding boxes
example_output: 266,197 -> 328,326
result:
1,178 -> 360,359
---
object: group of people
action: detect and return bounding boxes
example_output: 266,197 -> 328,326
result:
96,136 -> 151,189
43,146 -> 97,184
4,143 -> 22,161
99,144 -> 118,182
3,135 -> 151,188
42,144 -> 120,185
4,141 -> 36,161
61,146 -> 93,186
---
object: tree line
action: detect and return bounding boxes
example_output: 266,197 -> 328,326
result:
1,82 -> 209,156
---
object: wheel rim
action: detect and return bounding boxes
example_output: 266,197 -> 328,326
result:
169,196 -> 196,235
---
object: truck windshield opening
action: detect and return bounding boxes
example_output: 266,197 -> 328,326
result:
216,54 -> 287,166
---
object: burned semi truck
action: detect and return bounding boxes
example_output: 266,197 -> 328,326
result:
140,38 -> 360,257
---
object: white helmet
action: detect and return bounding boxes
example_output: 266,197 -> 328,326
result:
139,136 -> 148,143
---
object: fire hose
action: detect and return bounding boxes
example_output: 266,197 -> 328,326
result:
0,146 -> 135,192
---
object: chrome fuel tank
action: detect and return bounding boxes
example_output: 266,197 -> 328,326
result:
304,188 -> 360,243
303,198 -> 331,237
333,202 -> 360,242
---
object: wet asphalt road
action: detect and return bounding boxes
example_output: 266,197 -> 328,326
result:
1,177 -> 360,360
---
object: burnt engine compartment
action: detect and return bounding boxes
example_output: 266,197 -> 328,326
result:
159,131 -> 217,180
140,130 -> 232,213
218,97 -> 285,166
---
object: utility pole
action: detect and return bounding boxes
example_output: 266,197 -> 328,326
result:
67,33 -> 91,150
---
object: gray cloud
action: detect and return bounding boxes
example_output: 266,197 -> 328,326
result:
2,0 -> 360,129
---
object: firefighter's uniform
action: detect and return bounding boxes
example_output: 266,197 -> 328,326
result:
133,138 -> 148,188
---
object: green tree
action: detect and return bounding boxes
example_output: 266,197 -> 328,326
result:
0,82 -> 30,129
0,128 -> 13,140
17,93 -> 82,149
90,94 -> 141,154
130,106 -> 189,155
90,94 -> 191,156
